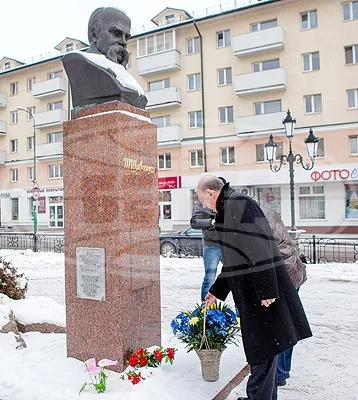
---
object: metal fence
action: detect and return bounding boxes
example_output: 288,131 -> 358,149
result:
297,235 -> 358,264
1,232 -> 357,263
0,233 -> 64,253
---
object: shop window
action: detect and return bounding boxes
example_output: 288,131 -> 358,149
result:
299,186 -> 325,219
257,187 -> 282,216
346,184 -> 358,219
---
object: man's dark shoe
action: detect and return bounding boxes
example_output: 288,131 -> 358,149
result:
286,372 -> 290,379
277,379 -> 287,386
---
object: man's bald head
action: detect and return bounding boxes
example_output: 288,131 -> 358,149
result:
196,175 -> 224,212
197,175 -> 224,192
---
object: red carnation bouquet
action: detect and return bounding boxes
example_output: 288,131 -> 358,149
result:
121,346 -> 176,385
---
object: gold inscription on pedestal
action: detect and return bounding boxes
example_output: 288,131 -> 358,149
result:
122,157 -> 156,174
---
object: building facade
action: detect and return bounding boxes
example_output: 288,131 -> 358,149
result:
0,0 -> 358,233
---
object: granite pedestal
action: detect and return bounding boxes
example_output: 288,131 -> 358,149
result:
63,101 -> 160,371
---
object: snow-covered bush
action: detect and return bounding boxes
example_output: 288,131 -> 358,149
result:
0,257 -> 28,300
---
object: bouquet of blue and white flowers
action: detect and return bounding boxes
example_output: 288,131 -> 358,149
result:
171,302 -> 241,352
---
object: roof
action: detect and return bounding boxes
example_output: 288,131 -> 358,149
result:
54,37 -> 89,51
151,7 -> 193,23
0,56 -> 25,65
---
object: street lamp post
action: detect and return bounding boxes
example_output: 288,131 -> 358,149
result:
265,110 -> 320,231
17,106 -> 38,251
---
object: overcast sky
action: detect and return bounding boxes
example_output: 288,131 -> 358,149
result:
0,0 -> 247,61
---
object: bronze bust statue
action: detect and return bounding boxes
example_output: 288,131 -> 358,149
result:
62,7 -> 147,110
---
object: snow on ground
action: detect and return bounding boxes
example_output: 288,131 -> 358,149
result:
1,250 -> 358,399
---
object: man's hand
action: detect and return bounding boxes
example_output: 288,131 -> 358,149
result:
203,292 -> 217,307
261,298 -> 276,307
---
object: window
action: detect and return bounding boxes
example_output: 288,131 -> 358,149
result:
256,142 -> 283,162
304,94 -> 322,114
299,186 -> 325,219
349,136 -> 358,155
217,30 -> 230,47
48,71 -> 63,79
301,10 -> 318,30
190,150 -> 203,167
48,101 -> 63,111
346,184 -> 358,219
10,139 -> 18,153
348,89 -> 358,109
10,111 -> 18,124
48,164 -> 63,179
27,106 -> 36,121
4,61 -> 11,70
27,77 -> 36,92
148,78 -> 170,91
48,131 -> 63,143
10,82 -> 18,96
345,45 -> 358,64
257,187 -> 282,215
49,197 -> 64,228
189,111 -> 202,128
27,136 -> 34,150
302,52 -> 320,72
220,146 -> 235,165
218,68 -> 232,86
219,106 -> 234,124
251,19 -> 277,32
138,30 -> 174,57
65,42 -> 73,52
165,14 -> 175,24
187,37 -> 200,54
28,197 -> 34,220
254,100 -> 282,115
188,73 -> 201,91
158,153 -> 171,169
253,59 -> 280,72
10,168 -> 18,182
151,116 -> 170,127
28,167 -> 34,181
11,198 -> 19,221
343,1 -> 358,21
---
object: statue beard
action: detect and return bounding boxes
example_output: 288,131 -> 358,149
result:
105,43 -> 129,68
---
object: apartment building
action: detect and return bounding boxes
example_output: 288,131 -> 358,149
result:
0,0 -> 358,233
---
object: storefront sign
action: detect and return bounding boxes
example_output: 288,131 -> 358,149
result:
0,193 -> 10,198
25,187 -> 63,194
38,197 -> 46,214
158,176 -> 182,190
311,168 -> 358,181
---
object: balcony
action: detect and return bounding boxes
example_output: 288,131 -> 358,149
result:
35,109 -> 67,129
0,150 -> 6,165
0,120 -> 6,135
37,142 -> 63,160
32,77 -> 67,99
236,111 -> 287,135
235,68 -> 286,96
145,87 -> 181,110
0,92 -> 7,108
157,125 -> 183,146
233,26 -> 285,57
137,49 -> 181,76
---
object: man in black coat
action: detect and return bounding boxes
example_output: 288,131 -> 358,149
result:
196,175 -> 312,400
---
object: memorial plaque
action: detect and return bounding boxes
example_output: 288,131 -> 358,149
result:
76,247 -> 106,301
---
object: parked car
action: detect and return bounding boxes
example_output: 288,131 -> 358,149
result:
160,228 -> 203,257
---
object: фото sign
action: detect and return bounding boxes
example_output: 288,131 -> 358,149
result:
311,168 -> 358,182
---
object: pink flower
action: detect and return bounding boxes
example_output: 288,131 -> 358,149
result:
85,358 -> 100,375
98,359 -> 118,368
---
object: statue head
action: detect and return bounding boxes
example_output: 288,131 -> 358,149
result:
87,7 -> 131,66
